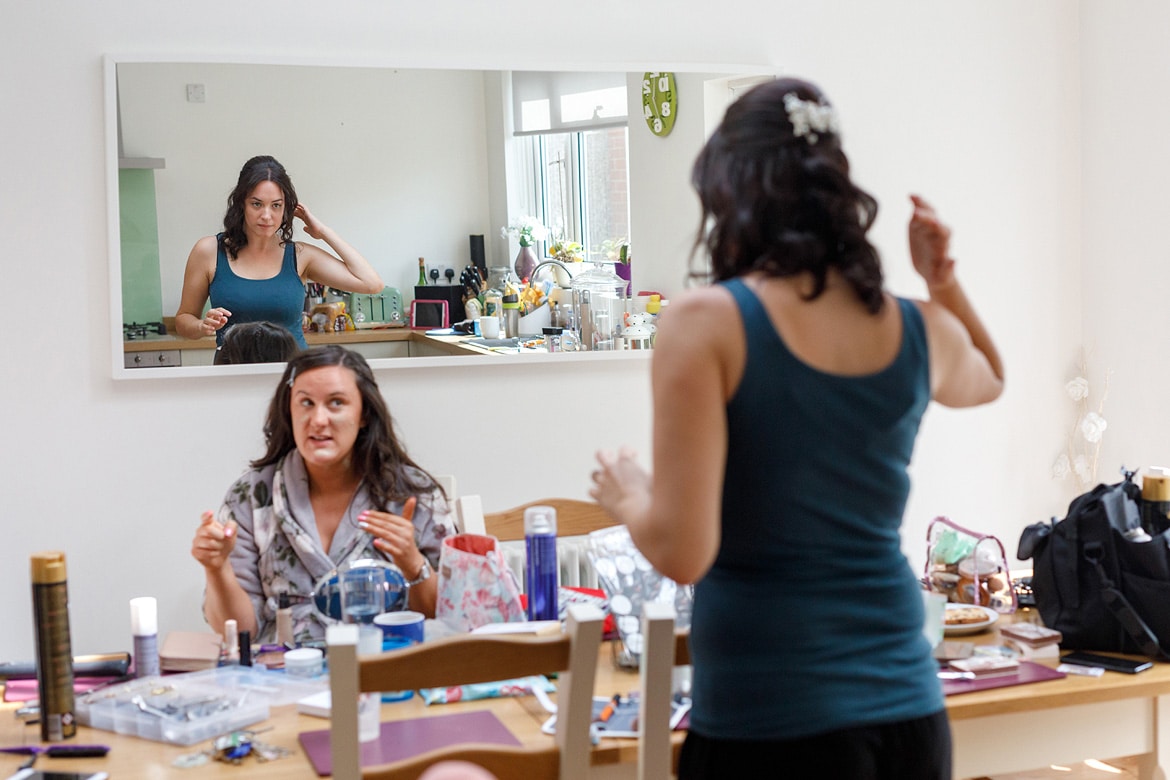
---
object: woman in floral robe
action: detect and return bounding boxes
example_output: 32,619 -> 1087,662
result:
191,346 -> 455,643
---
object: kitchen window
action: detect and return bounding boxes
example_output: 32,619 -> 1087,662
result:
510,71 -> 632,262
514,127 -> 630,261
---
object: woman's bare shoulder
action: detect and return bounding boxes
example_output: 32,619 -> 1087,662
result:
185,235 -> 219,271
193,234 -> 219,252
660,284 -> 737,320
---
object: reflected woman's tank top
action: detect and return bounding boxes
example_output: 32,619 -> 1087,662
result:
209,234 -> 307,348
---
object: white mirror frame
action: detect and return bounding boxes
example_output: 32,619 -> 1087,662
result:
105,54 -> 771,380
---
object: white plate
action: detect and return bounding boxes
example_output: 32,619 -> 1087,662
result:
943,604 -> 999,635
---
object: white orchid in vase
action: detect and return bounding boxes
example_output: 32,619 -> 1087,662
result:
1052,350 -> 1111,492
501,215 -> 550,248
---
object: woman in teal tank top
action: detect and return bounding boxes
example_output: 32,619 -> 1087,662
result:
175,155 -> 384,357
590,78 -> 1005,779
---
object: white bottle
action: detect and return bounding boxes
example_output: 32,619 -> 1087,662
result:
223,618 -> 240,665
130,596 -> 160,678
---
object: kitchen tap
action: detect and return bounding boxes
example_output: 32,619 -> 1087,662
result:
529,260 -> 572,288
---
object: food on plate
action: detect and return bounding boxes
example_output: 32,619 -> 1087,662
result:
944,607 -> 989,626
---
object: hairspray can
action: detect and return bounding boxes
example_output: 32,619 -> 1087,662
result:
1142,466 -> 1170,534
524,506 -> 559,621
31,551 -> 76,741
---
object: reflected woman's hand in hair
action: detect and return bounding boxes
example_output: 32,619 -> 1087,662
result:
908,194 -> 956,290
292,203 -> 384,294
294,203 -> 325,241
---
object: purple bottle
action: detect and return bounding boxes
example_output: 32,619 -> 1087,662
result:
524,506 -> 559,621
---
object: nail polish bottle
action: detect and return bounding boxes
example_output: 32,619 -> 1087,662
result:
238,630 -> 252,667
276,593 -> 295,648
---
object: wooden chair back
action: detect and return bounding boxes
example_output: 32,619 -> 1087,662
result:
328,603 -> 604,780
638,603 -> 691,780
462,497 -> 617,542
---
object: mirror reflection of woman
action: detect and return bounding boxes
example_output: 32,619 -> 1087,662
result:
190,346 -> 454,644
174,155 -> 383,356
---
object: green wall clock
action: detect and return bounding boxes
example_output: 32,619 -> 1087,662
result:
642,72 -> 677,137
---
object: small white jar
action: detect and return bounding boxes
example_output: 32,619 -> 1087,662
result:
284,647 -> 325,679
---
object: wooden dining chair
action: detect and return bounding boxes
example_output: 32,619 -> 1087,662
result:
638,603 -> 691,780
457,497 -> 618,542
328,603 -> 605,780
434,474 -> 457,501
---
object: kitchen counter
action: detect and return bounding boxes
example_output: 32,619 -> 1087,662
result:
122,326 -> 519,366
122,326 -> 417,353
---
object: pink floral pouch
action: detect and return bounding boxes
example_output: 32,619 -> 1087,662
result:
435,533 -> 525,632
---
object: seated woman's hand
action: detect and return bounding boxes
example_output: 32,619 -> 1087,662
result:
191,510 -> 238,571
358,497 -> 425,576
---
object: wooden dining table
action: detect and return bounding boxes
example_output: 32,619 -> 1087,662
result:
945,608 -> 1170,779
0,649 -> 656,780
2,618 -> 1168,780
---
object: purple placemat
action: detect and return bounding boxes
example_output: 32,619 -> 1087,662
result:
3,677 -> 116,703
942,660 -> 1066,696
298,709 -> 522,776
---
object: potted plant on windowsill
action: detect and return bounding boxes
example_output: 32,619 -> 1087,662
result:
612,242 -> 631,295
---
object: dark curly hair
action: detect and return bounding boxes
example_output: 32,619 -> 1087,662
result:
216,321 -> 301,366
253,346 -> 443,512
221,155 -> 298,260
690,77 -> 885,313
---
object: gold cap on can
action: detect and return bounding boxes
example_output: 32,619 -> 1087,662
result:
1143,468 -> 1170,502
31,551 -> 67,584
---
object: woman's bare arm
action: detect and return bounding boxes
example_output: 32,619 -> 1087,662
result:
295,203 -> 384,294
909,195 -> 1004,408
592,288 -> 738,584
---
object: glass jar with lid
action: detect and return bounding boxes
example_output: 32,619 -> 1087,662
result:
569,261 -> 628,350
486,266 -> 520,297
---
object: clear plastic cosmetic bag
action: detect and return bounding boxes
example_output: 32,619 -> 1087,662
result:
924,516 -> 1017,613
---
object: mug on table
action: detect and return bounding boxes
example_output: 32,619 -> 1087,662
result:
375,610 -> 426,644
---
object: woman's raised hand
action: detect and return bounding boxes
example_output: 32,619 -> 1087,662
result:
294,203 -> 326,240
908,194 -> 956,290
358,497 -> 425,576
191,510 -> 238,571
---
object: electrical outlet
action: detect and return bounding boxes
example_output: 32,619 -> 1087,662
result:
186,83 -> 206,103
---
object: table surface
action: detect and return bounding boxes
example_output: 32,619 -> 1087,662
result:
943,608 -> 1170,721
4,616 -> 1168,779
0,651 -> 650,779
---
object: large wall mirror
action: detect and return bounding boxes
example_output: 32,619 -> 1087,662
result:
105,56 -> 767,379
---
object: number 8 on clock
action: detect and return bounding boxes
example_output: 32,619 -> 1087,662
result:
642,71 -> 677,137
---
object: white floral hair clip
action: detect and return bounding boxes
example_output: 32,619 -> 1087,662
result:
782,93 -> 839,145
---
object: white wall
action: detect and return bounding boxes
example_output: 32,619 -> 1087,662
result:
0,0 -> 1093,661
1080,1 -> 1170,477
